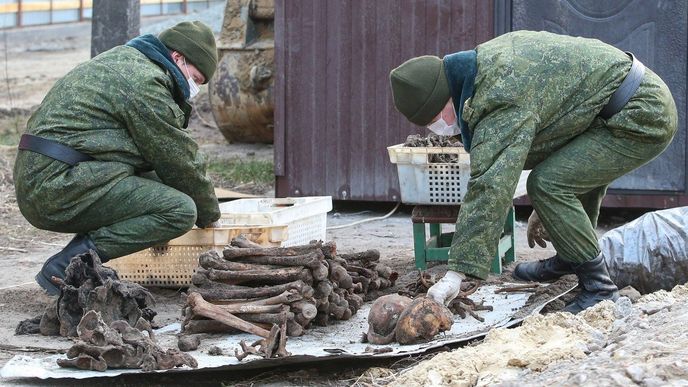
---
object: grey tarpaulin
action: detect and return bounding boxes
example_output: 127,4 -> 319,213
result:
601,207 -> 688,294
0,283 -> 574,380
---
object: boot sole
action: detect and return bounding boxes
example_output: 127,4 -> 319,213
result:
512,267 -> 570,283
35,271 -> 60,296
563,303 -> 584,314
564,291 -> 619,315
512,262 -> 574,283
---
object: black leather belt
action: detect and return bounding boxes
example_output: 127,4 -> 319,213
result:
18,134 -> 94,166
599,52 -> 645,120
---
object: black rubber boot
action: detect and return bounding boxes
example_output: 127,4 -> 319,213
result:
564,254 -> 619,314
35,234 -> 101,296
513,255 -> 574,282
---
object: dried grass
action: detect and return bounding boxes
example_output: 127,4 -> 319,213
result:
0,146 -> 16,216
0,147 -> 66,251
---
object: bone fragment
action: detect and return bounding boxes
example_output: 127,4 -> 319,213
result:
313,281 -> 333,299
237,311 -> 295,325
276,318 -> 291,357
328,262 -> 353,289
347,264 -> 377,279
223,244 -> 324,259
311,262 -> 329,281
191,280 -> 314,301
229,251 -> 325,269
208,267 -> 312,285
339,249 -> 380,262
230,234 -> 265,248
187,292 -> 270,338
289,301 -> 317,320
214,304 -> 283,314
199,251 -> 279,271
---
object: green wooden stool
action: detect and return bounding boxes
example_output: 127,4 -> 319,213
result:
411,205 -> 515,274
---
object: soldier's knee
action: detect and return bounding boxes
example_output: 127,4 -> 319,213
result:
168,193 -> 197,235
526,169 -> 552,201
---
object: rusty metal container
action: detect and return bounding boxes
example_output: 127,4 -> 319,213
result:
209,0 -> 274,143
274,0 -> 495,200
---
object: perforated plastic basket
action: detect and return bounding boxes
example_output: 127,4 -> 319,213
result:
105,225 -> 286,288
219,196 -> 332,246
387,144 -> 471,204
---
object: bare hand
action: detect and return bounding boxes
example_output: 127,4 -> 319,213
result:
527,210 -> 550,248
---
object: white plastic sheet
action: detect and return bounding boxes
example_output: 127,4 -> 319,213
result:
600,207 -> 688,294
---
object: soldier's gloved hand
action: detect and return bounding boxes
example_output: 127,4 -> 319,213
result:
527,210 -> 550,248
427,271 -> 464,306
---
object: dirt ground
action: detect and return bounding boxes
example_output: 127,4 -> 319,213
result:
1,16 -> 686,387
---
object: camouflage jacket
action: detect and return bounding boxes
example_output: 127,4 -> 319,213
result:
448,30 -> 636,279
13,45 -> 220,228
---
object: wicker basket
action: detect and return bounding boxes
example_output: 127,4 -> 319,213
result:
105,225 -> 287,288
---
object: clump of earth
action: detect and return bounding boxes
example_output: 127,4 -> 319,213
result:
16,251 -> 155,338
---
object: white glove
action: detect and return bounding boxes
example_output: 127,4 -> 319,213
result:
527,210 -> 550,248
427,271 -> 464,305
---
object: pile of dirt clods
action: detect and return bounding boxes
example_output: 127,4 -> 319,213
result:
15,251 -> 195,371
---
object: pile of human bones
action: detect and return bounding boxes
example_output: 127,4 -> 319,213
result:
182,236 -> 398,359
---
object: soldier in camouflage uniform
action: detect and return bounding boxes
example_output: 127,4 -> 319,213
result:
14,21 -> 222,295
389,31 -> 677,313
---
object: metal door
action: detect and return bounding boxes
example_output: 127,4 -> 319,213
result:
274,0 -> 495,201
510,0 -> 687,192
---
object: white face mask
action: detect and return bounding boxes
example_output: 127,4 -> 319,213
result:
183,57 -> 201,99
427,106 -> 460,136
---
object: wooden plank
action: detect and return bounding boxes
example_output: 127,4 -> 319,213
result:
214,187 -> 257,200
513,171 -> 530,199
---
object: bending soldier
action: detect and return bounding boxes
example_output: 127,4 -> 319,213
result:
389,31 -> 677,313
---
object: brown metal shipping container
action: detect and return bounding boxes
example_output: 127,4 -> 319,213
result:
274,0 -> 688,208
274,0 -> 494,201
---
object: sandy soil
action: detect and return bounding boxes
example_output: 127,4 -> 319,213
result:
1,16 -> 685,387
394,285 -> 688,386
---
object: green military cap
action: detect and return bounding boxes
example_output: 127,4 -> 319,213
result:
389,55 -> 451,126
160,21 -> 218,83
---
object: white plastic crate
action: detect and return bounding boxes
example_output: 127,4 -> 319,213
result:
387,144 -> 471,204
106,226 -> 287,288
219,196 -> 332,246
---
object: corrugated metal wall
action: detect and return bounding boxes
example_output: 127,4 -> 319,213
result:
274,0 -> 494,201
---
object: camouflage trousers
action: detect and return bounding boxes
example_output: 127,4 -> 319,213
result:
22,171 -> 197,260
527,70 -> 678,264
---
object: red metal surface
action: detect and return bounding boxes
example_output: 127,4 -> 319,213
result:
274,0 -> 494,201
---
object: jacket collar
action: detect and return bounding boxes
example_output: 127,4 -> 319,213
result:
443,50 -> 477,151
126,34 -> 192,128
